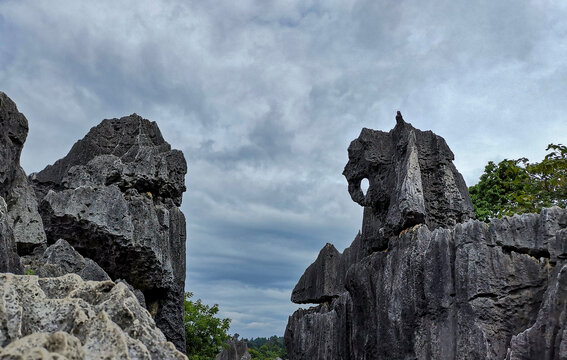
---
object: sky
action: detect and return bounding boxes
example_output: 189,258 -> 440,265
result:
1,0 -> 567,339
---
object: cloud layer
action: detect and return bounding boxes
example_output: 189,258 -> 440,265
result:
2,0 -> 567,338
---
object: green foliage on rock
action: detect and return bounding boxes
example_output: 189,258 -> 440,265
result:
469,143 -> 567,221
184,292 -> 231,360
245,336 -> 287,360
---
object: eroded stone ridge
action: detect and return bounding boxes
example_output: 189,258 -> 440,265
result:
31,114 -> 188,352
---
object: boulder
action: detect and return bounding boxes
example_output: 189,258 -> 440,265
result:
21,238 -> 111,281
31,114 -> 187,352
0,273 -> 186,359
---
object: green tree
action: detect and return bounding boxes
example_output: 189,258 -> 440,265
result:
469,143 -> 567,221
245,336 -> 287,360
184,292 -> 231,360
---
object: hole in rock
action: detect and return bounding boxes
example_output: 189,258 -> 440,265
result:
360,178 -> 369,197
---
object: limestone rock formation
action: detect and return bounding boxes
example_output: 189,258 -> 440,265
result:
0,273 -> 186,359
343,111 -> 473,251
0,91 -> 46,260
0,197 -> 22,274
291,236 -> 363,304
21,239 -> 111,281
30,114 -> 188,352
286,113 -> 567,359
215,336 -> 251,360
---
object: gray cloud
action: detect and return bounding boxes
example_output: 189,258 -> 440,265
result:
2,0 -> 567,338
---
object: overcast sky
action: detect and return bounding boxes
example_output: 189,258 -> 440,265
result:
1,0 -> 566,339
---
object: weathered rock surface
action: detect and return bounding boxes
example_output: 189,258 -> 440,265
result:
21,239 -> 110,281
286,114 -> 567,359
215,336 -> 251,360
0,91 -> 46,259
0,273 -> 186,359
0,197 -> 22,274
506,264 -> 567,360
343,111 -> 474,252
0,92 -> 28,195
30,114 -> 188,352
0,331 -> 85,360
291,235 -> 363,304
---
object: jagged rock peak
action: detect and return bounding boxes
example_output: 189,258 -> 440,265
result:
291,236 -> 364,304
215,336 -> 251,360
395,110 -> 404,125
30,113 -> 188,352
32,113 -> 186,206
343,112 -> 474,251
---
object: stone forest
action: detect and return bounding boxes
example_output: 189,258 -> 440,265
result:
1,92 -> 566,359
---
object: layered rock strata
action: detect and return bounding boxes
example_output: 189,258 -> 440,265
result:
30,114 -> 188,352
286,113 -> 567,359
0,273 -> 186,359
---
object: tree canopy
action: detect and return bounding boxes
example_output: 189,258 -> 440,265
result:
469,143 -> 567,221
245,336 -> 287,360
184,292 -> 231,360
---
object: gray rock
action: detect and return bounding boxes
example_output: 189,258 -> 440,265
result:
0,273 -> 186,359
286,115 -> 567,359
0,331 -> 85,359
21,238 -> 111,281
5,168 -> 47,254
291,234 -> 363,304
287,215 -> 564,359
0,91 -> 28,195
215,336 -> 251,360
0,91 -> 46,256
342,112 -> 474,252
291,243 -> 342,304
0,196 -> 22,274
116,278 -> 148,309
285,293 -> 351,360
506,264 -> 567,360
31,114 -> 187,352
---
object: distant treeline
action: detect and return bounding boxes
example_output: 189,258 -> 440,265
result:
243,336 -> 287,360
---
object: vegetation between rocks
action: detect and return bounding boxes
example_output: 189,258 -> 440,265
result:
470,143 -> 567,221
